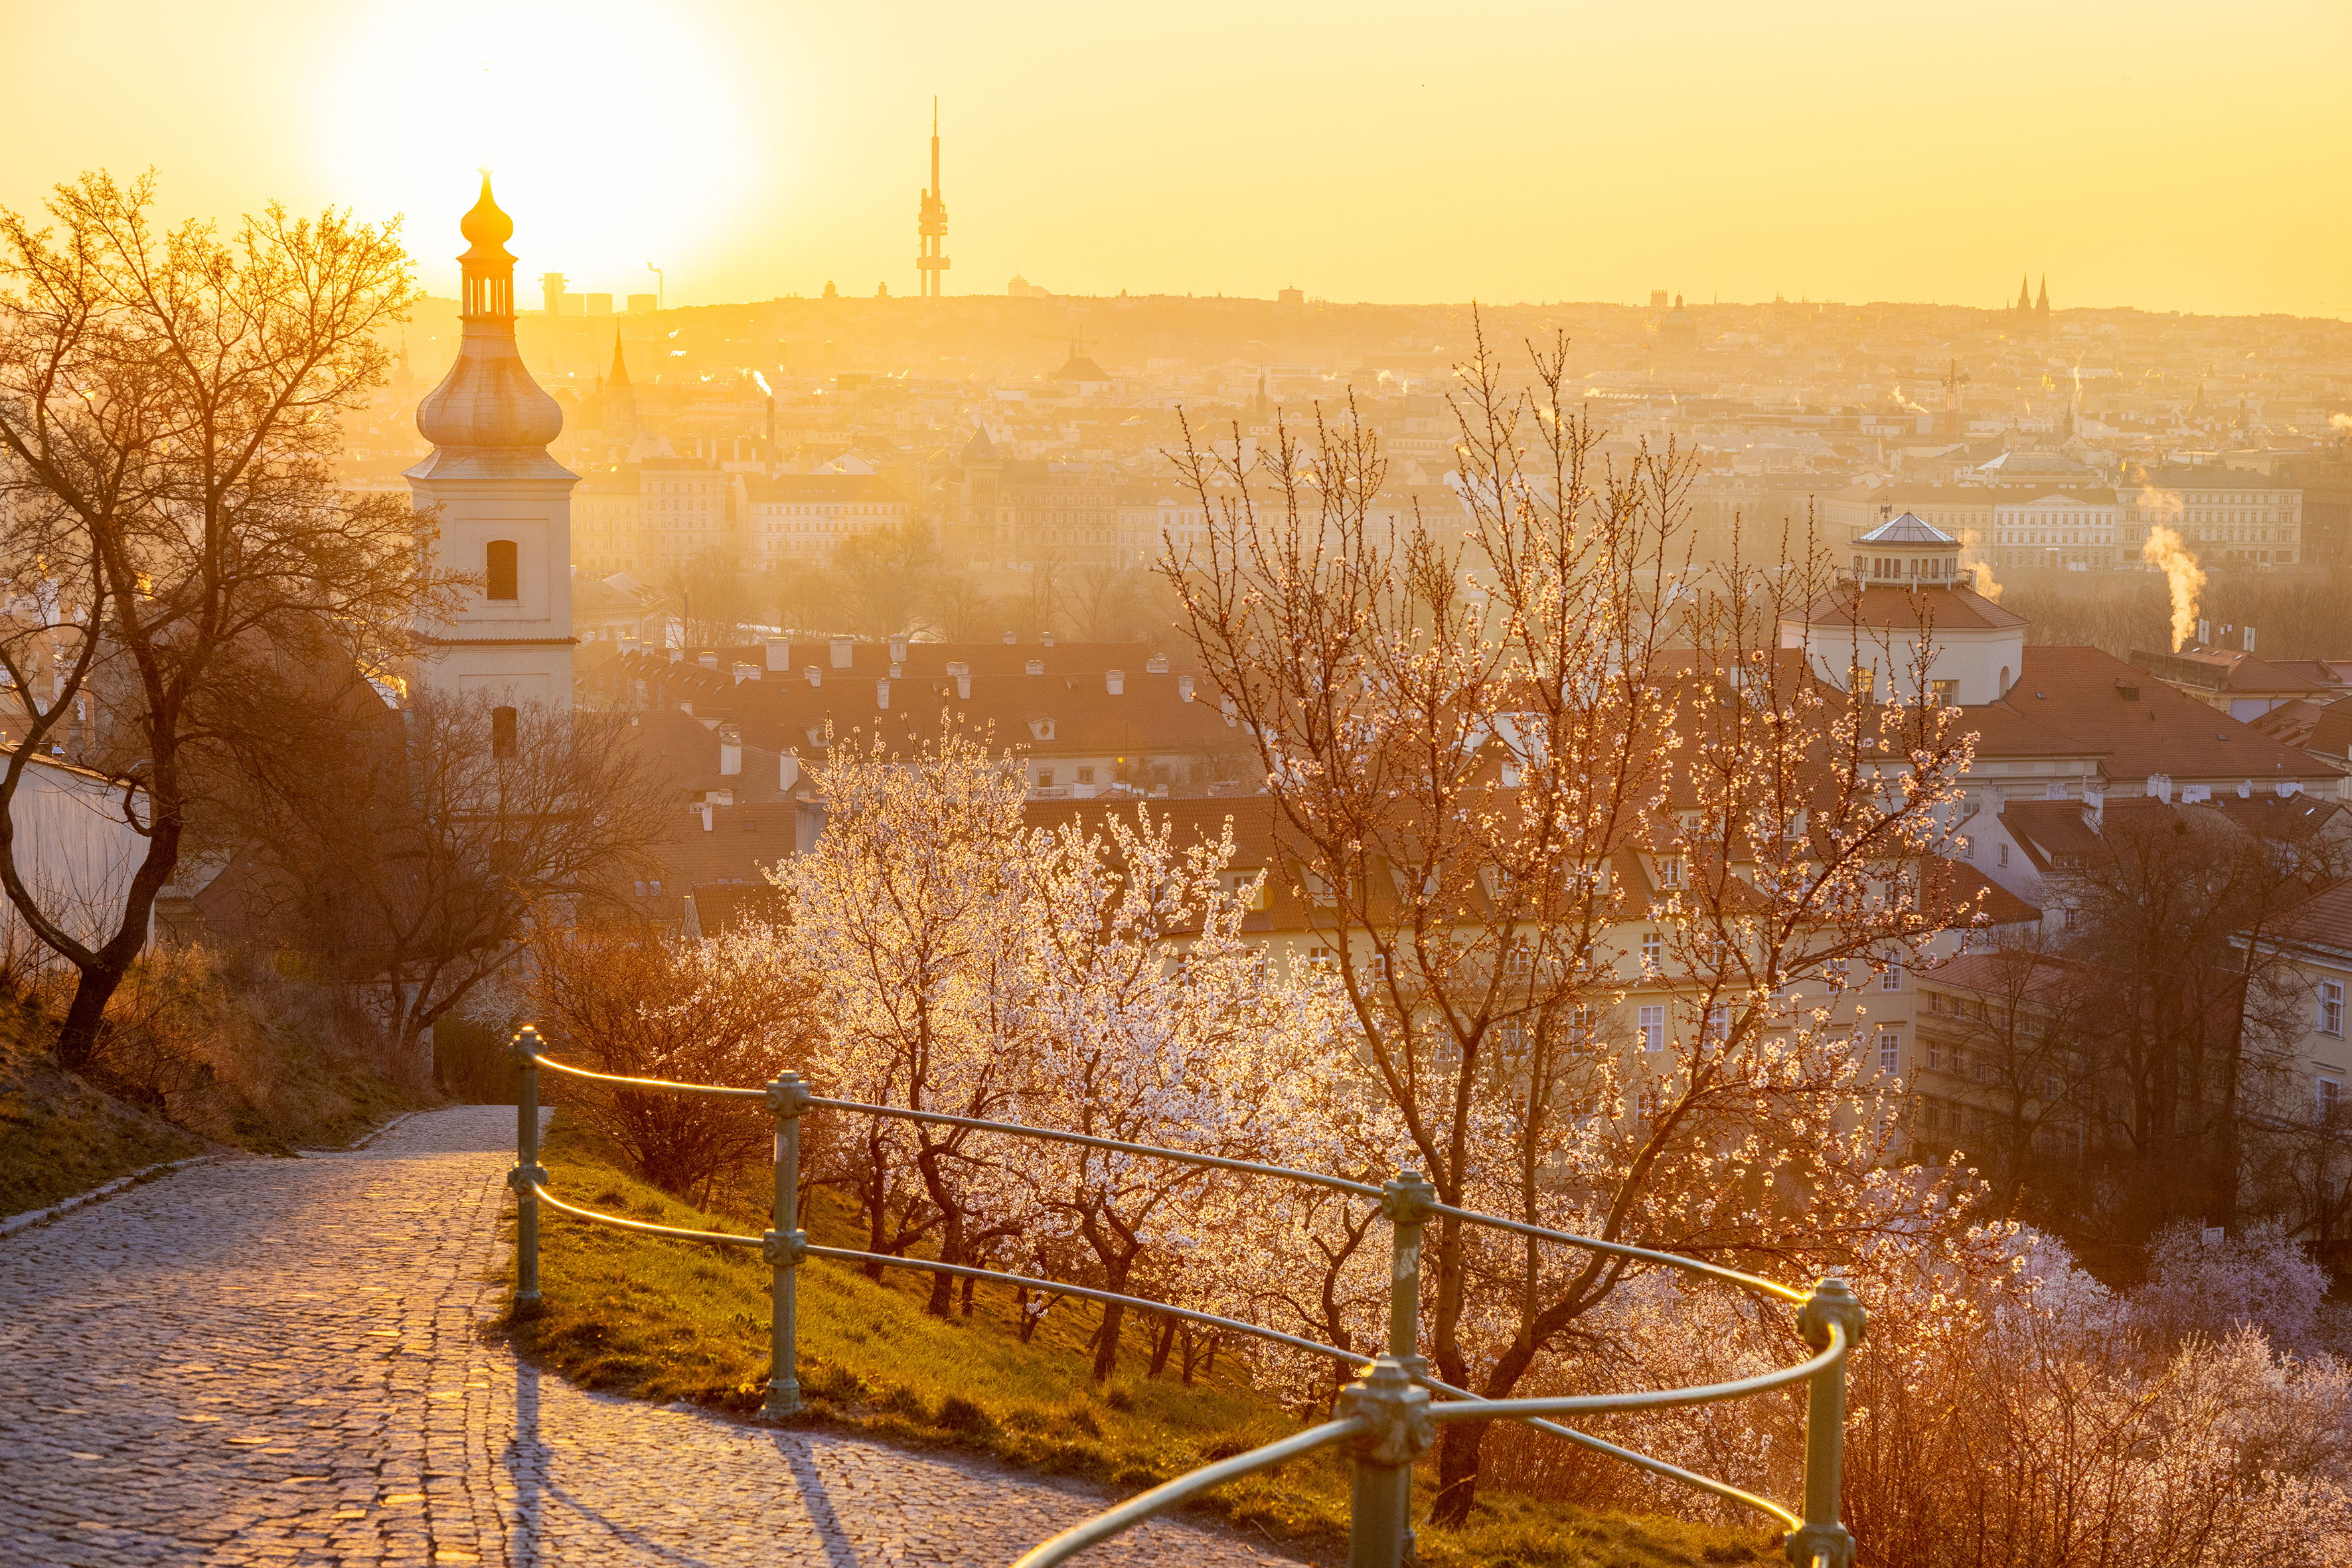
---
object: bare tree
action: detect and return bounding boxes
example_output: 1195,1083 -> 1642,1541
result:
0,172 -> 441,1068
224,686 -> 672,1068
2061,801 -> 2349,1231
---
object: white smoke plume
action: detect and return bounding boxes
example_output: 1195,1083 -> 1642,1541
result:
2138,487 -> 2204,652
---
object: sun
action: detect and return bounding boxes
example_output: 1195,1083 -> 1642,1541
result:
311,0 -> 760,301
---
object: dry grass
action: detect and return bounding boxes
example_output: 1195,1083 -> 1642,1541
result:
507,1113 -> 1779,1568
0,944 -> 424,1217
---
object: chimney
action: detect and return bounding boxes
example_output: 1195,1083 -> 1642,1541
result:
1106,670 -> 1124,695
720,734 -> 743,775
2244,625 -> 2257,653
1026,659 -> 1045,676
764,639 -> 791,671
2238,779 -> 2252,799
2148,772 -> 2172,802
876,678 -> 891,710
668,647 -> 684,663
1002,631 -> 1016,645
1221,693 -> 1238,727
888,636 -> 909,663
733,663 -> 760,684
1177,674 -> 1196,702
805,665 -> 822,688
830,637 -> 854,668
698,651 -> 718,670
1145,655 -> 1170,674
778,754 -> 800,792
2197,617 -> 2211,647
1042,633 -> 1055,648
947,659 -> 971,699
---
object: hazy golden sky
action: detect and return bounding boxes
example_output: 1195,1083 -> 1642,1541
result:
3,1 -> 2345,315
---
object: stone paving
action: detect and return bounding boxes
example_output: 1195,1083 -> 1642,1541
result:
0,1107 -> 1310,1567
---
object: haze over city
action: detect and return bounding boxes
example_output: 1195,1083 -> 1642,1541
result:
3,7 -> 2352,1568
4,0 -> 2349,314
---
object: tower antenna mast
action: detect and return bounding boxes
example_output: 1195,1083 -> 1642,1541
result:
917,98 -> 950,298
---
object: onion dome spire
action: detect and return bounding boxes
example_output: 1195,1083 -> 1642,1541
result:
412,174 -> 566,473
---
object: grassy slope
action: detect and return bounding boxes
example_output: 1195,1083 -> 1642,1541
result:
0,1006 -> 203,1215
0,972 -> 421,1219
509,1115 -> 1776,1568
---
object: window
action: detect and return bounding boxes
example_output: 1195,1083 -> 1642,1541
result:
1638,1005 -> 1667,1051
1304,946 -> 1338,974
1705,1003 -> 1730,1040
1880,959 -> 1904,992
1930,680 -> 1958,706
491,705 -> 517,759
485,539 -> 519,601
2320,1077 -> 2343,1126
1640,932 -> 1663,971
1036,769 -> 1055,788
1877,1030 -> 1901,1075
1998,842 -> 2010,869
1658,856 -> 1684,889
1924,1038 -> 1941,1073
1635,1085 -> 1662,1120
2321,981 -> 2345,1038
1076,767 -> 1095,785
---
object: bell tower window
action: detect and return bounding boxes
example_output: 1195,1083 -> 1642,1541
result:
486,539 -> 518,601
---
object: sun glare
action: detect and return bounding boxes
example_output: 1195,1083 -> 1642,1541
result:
312,0 -> 757,299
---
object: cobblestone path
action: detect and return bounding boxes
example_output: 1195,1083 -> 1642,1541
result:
0,1108 -> 1308,1567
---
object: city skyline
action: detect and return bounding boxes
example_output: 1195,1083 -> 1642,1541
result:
1,0 -> 2346,317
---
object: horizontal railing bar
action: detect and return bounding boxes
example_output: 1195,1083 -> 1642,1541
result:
805,1096 -> 1386,1200
1423,1202 -> 1808,1303
1007,1417 -> 1367,1568
529,1054 -> 769,1102
532,1184 -> 764,1248
1427,1322 -> 1847,1423
801,1244 -> 1372,1368
1413,1372 -> 1799,1530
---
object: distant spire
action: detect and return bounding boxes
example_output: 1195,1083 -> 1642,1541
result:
2017,274 -> 2032,315
2035,275 -> 2050,320
609,330 -> 630,388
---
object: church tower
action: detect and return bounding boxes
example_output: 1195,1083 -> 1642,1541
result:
406,177 -> 578,710
603,330 -> 638,444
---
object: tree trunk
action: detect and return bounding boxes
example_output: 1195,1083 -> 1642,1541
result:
54,961 -> 125,1075
1091,1279 -> 1131,1384
1146,1313 -> 1178,1377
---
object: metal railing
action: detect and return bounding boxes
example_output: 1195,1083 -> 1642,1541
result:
503,1026 -> 1866,1568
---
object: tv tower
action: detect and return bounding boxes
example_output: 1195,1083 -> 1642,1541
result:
916,98 -> 949,297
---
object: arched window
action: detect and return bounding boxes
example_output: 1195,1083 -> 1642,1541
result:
491,705 -> 517,759
486,540 -> 519,601
1998,665 -> 2011,696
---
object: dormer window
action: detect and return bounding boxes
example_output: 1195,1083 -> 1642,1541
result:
486,539 -> 518,601
1028,716 -> 1056,741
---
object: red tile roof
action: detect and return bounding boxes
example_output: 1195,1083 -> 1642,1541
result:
1978,647 -> 2336,784
1796,583 -> 2027,632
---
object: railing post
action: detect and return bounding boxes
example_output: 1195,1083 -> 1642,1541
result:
1786,1277 -> 1866,1568
507,1025 -> 548,1312
1381,1169 -> 1438,1366
1354,1169 -> 1437,1563
761,1071 -> 813,1420
1338,1355 -> 1433,1568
